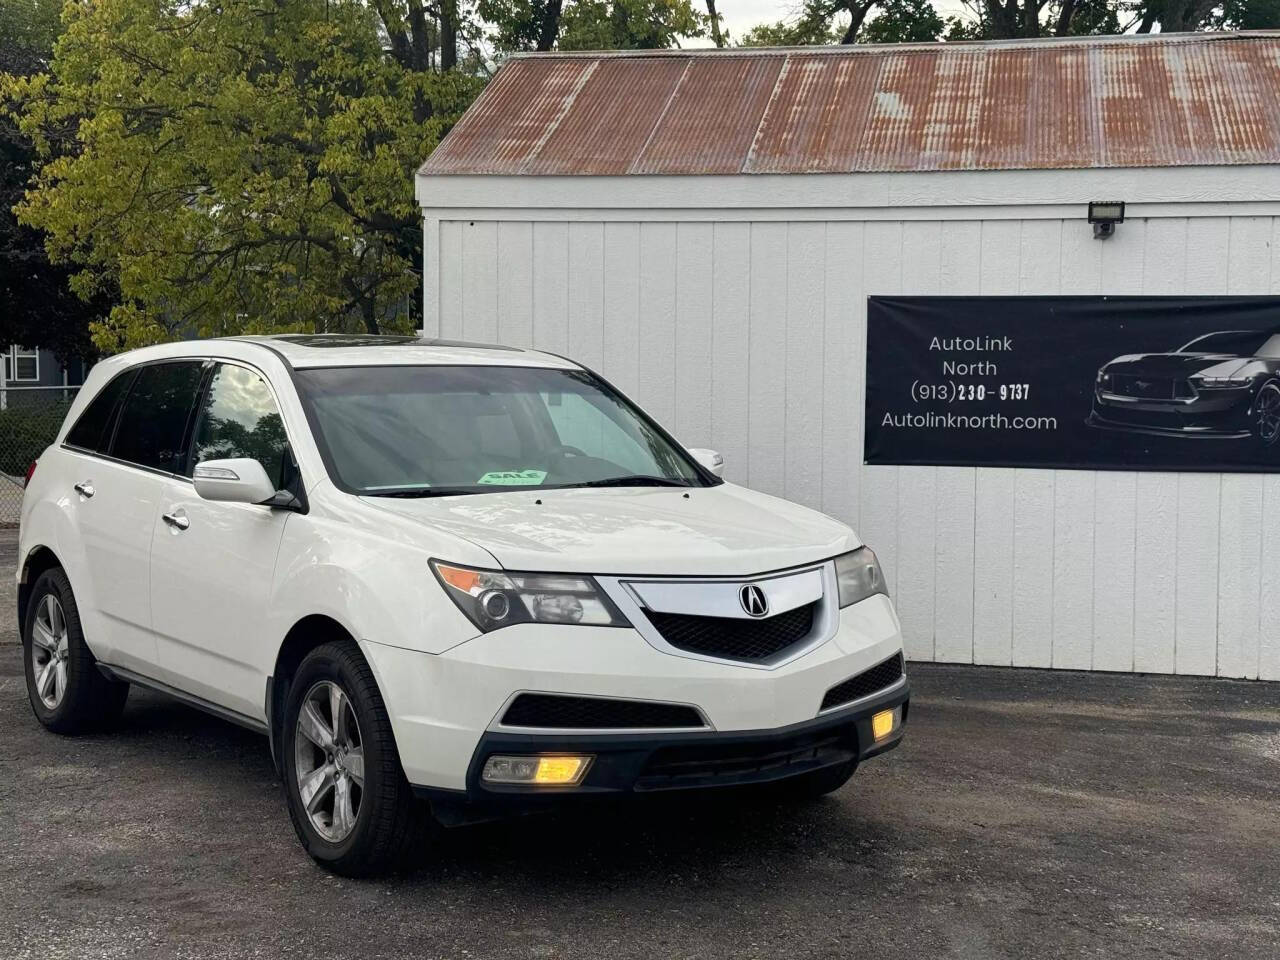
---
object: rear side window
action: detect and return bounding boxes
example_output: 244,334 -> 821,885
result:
65,369 -> 137,452
110,361 -> 205,473
189,363 -> 289,486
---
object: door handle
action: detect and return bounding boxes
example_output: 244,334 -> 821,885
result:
73,481 -> 95,499
162,510 -> 190,531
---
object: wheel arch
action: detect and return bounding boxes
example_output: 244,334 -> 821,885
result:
18,544 -> 64,632
267,614 -> 372,776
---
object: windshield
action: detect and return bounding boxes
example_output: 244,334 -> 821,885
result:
296,365 -> 711,496
1178,331 -> 1280,358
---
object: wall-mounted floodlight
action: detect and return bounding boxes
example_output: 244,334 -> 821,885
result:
1088,201 -> 1125,240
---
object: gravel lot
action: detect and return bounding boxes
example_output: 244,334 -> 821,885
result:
2,526 -> 1279,959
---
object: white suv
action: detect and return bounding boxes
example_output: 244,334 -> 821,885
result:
19,335 -> 908,875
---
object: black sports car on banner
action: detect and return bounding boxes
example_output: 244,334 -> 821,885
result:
1088,329 -> 1280,448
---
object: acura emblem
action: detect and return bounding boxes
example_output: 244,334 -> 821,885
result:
739,584 -> 769,618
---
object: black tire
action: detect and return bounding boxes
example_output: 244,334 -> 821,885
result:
281,640 -> 431,876
1255,381 -> 1280,449
771,760 -> 858,801
22,567 -> 129,734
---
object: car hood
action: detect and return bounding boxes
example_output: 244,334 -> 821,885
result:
360,483 -> 859,576
1104,353 -> 1249,376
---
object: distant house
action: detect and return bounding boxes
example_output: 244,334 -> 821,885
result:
1,345 -> 86,387
0,345 -> 87,406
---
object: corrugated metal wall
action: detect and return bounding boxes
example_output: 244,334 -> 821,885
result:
433,213 -> 1280,679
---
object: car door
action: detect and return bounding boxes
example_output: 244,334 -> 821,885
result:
149,360 -> 295,720
62,361 -> 205,675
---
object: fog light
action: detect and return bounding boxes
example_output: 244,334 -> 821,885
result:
871,707 -> 900,742
481,754 -> 592,785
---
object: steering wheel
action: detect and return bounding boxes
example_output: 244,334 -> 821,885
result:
548,443 -> 588,458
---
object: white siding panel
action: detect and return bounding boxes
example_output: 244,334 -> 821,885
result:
932,221 -> 980,664
711,223 -> 751,484
1011,219 -> 1060,669
1051,218 -> 1102,670
820,222 -> 863,528
1176,474 -> 1221,676
461,221 -> 498,343
1262,475 -> 1280,681
860,222 -> 903,598
1217,216 -> 1273,678
567,223 -> 605,371
638,223 -> 679,431
532,222 -> 569,355
675,223 -> 715,447
748,222 -> 788,495
1132,218 -> 1186,675
1012,470 -> 1054,667
601,222 -> 641,395
971,220 -> 1021,666
1091,219 -> 1144,672
496,222 -> 534,348
438,220 -> 464,340
895,222 -> 942,663
784,222 -> 825,508
1263,218 -> 1280,681
1176,218 -> 1229,676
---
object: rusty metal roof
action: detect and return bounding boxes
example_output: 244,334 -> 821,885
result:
421,32 -> 1280,176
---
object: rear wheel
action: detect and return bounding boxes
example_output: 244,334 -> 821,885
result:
22,567 -> 129,734
281,641 -> 431,875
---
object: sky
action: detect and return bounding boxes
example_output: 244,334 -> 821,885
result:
697,0 -> 972,44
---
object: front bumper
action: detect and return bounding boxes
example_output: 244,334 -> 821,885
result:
361,594 -> 905,799
422,679 -> 908,825
1087,387 -> 1253,439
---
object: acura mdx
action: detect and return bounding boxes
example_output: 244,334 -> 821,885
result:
19,335 -> 909,875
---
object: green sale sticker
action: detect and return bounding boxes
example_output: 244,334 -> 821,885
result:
476,470 -> 548,486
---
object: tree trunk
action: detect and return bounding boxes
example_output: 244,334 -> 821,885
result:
839,0 -> 878,43
706,0 -> 725,47
1053,0 -> 1077,35
440,0 -> 458,70
984,0 -> 1020,37
536,0 -> 563,51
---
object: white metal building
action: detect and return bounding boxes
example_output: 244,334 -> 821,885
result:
416,31 -> 1280,679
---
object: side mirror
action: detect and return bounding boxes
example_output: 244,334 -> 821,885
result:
193,458 -> 278,505
688,448 -> 724,478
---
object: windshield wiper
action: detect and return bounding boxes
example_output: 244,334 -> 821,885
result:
369,487 -> 481,498
569,475 -> 694,489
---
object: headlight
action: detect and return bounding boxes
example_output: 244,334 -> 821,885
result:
1192,375 -> 1255,388
430,561 -> 629,632
834,547 -> 888,608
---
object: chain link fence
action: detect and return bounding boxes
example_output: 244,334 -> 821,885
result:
0,385 -> 79,526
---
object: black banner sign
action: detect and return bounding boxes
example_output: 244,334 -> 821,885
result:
865,296 -> 1280,472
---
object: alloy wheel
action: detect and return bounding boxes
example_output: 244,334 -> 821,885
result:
1258,385 -> 1280,446
29,594 -> 69,710
294,680 -> 365,843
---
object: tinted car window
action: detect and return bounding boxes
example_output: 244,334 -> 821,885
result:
190,363 -> 288,486
110,361 -> 205,473
65,369 -> 137,452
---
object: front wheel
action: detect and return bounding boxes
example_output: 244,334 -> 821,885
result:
22,567 -> 128,734
1255,382 -> 1280,449
281,641 -> 431,875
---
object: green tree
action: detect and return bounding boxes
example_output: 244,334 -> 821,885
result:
0,0 -> 102,367
4,0 -> 481,352
477,0 -> 706,52
742,0 -> 1278,45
